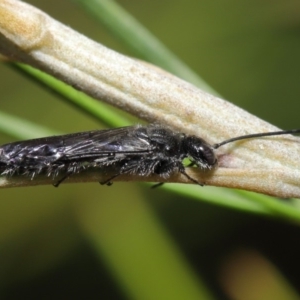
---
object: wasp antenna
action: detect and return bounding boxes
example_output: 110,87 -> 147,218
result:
213,129 -> 300,149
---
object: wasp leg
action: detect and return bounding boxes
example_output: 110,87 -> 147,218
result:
99,173 -> 120,186
151,182 -> 164,189
53,173 -> 71,187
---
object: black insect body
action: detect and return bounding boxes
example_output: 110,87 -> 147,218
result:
0,125 -> 299,186
0,125 -> 215,186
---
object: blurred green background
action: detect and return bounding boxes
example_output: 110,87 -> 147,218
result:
1,0 -> 300,299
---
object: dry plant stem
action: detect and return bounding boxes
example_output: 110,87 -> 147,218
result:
1,168 -> 299,200
0,0 -> 300,198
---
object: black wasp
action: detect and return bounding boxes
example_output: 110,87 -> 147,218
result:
0,125 -> 299,187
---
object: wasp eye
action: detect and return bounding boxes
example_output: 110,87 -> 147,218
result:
183,136 -> 216,168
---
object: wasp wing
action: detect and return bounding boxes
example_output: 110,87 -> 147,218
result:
0,126 -> 152,164
57,126 -> 152,159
